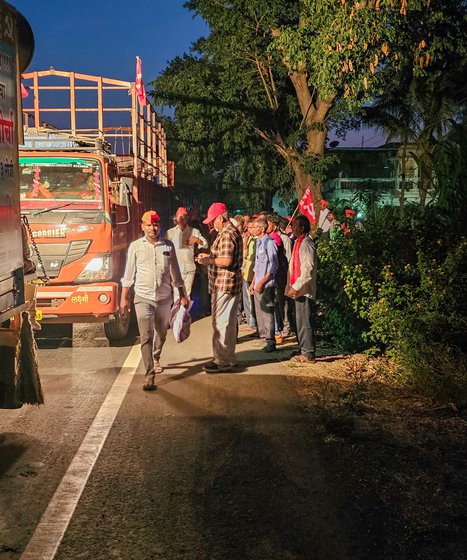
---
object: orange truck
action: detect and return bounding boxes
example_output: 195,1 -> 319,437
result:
19,69 -> 174,340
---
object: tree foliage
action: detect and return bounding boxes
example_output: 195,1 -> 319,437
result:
152,0 -> 466,209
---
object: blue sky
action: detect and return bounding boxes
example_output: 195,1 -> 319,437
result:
14,0 -> 381,147
14,0 -> 207,88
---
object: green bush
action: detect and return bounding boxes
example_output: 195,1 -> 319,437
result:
317,206 -> 467,401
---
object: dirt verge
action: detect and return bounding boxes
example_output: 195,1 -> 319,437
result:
287,354 -> 467,560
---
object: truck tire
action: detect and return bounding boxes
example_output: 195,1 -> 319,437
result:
104,310 -> 130,341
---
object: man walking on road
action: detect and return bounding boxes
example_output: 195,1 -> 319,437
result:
197,203 -> 243,372
166,207 -> 208,298
286,215 -> 318,364
121,210 -> 188,390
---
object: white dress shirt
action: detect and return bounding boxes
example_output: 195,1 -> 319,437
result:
121,236 -> 183,302
166,225 -> 208,274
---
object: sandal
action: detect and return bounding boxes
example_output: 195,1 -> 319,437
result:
291,354 -> 316,364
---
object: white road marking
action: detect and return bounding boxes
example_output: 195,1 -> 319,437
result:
20,343 -> 141,560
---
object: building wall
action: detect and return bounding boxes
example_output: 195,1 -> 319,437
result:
323,144 -> 433,207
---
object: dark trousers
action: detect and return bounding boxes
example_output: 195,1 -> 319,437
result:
285,296 -> 296,334
274,285 -> 285,333
253,286 -> 275,344
294,296 -> 316,357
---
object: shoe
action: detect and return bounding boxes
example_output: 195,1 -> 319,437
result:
263,344 -> 276,353
203,361 -> 237,373
143,374 -> 156,391
154,361 -> 163,374
275,334 -> 284,345
290,354 -> 316,364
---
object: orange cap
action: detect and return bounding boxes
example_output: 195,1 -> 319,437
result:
141,210 -> 160,224
176,207 -> 188,217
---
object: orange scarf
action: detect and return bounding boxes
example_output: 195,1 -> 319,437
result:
290,234 -> 305,286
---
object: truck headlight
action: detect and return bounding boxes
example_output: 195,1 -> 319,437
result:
76,253 -> 112,282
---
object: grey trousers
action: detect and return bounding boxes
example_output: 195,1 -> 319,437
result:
211,291 -> 240,366
134,295 -> 172,376
254,286 -> 275,344
242,279 -> 256,327
294,296 -> 316,357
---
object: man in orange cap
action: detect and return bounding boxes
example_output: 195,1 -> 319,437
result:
166,206 -> 207,298
121,210 -> 188,390
196,202 -> 243,372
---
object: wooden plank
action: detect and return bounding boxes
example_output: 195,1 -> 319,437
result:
97,76 -> 103,134
33,72 -> 40,128
69,72 -> 76,135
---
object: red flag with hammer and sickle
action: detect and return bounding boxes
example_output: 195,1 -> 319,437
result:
298,188 -> 316,225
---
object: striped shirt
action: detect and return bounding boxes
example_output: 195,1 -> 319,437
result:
121,236 -> 183,302
208,222 -> 243,295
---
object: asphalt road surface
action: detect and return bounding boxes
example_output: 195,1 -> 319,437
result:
0,319 -> 347,560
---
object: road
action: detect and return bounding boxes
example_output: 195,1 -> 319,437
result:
0,319 -> 347,560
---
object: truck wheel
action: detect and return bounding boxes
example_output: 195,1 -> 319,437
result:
104,310 -> 130,341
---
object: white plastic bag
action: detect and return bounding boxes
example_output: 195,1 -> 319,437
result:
170,300 -> 193,343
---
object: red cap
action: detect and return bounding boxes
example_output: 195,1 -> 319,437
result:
141,210 -> 160,224
320,199 -> 329,209
252,214 -> 259,218
345,209 -> 356,218
203,202 -> 227,224
176,207 -> 188,217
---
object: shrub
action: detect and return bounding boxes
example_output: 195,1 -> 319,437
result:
317,206 -> 467,401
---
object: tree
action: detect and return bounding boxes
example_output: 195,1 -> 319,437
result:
152,0 -> 465,214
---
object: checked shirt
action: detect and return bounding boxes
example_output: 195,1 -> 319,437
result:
208,222 -> 243,295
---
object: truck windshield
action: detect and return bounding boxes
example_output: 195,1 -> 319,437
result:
19,157 -> 104,211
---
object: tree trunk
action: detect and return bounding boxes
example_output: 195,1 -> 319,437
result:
399,142 -> 407,218
419,151 -> 433,207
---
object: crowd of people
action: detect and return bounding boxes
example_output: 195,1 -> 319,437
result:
121,202 -> 331,390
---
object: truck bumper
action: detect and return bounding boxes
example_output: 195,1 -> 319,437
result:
35,283 -> 119,324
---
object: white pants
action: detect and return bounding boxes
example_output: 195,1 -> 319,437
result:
173,270 -> 196,300
211,291 -> 240,366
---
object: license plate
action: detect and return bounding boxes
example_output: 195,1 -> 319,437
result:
35,310 -> 43,321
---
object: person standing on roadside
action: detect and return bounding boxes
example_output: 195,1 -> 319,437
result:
286,215 -> 318,364
197,203 -> 243,372
242,220 -> 258,330
121,210 -> 188,391
250,217 -> 278,352
166,207 -> 208,299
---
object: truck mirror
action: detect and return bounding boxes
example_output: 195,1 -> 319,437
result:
119,177 -> 133,207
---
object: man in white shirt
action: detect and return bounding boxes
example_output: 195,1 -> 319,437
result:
121,210 -> 188,390
317,199 -> 331,236
166,207 -> 208,298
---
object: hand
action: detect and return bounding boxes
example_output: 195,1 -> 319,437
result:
188,236 -> 200,246
255,282 -> 265,294
288,287 -> 298,299
180,296 -> 189,308
196,253 -> 210,266
249,284 -> 255,295
120,298 -> 130,316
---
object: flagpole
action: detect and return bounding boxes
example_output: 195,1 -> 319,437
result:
287,203 -> 300,227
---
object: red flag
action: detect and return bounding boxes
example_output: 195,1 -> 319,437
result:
135,56 -> 147,106
298,188 -> 316,224
21,83 -> 28,98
